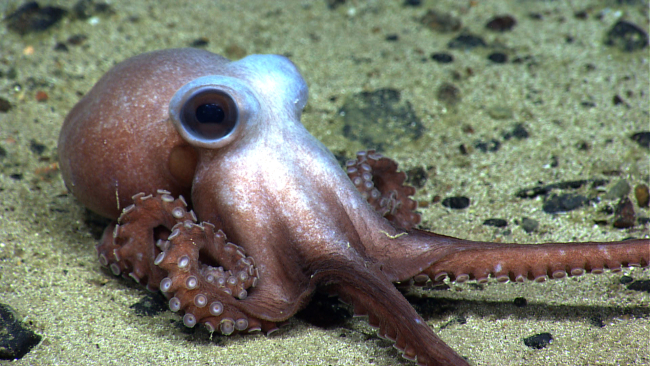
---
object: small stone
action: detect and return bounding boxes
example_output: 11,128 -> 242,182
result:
542,193 -> 589,214
0,97 -> 11,112
5,2 -> 67,35
486,15 -> 517,32
635,184 -> 649,207
406,167 -> 428,188
441,196 -> 470,209
630,131 -> 650,149
0,303 -> 42,360
447,33 -> 487,49
503,123 -> 529,140
523,332 -> 553,349
604,179 -> 631,200
487,52 -> 508,63
513,297 -> 527,307
520,217 -> 538,233
483,218 -> 508,228
627,280 -> 650,293
420,10 -> 461,33
604,20 -> 648,52
431,52 -> 453,63
619,275 -> 634,285
612,197 -> 635,228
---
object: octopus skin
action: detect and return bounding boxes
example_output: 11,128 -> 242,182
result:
57,48 -> 649,366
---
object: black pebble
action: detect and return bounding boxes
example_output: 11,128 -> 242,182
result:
523,332 -> 553,349
5,2 -> 67,35
0,97 -> 12,112
513,297 -> 527,307
503,123 -> 529,140
630,131 -> 650,149
520,217 -> 539,233
431,52 -> 453,63
488,52 -> 508,63
619,275 -> 634,285
486,15 -> 517,32
442,196 -> 470,209
474,138 -> 501,153
406,166 -> 428,188
0,303 -> 42,360
604,21 -> 649,52
542,193 -> 590,214
436,82 -> 461,105
29,140 -> 46,155
447,33 -> 486,49
385,34 -> 399,41
483,218 -> 508,228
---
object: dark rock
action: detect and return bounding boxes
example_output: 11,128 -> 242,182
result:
612,197 -> 635,228
619,275 -> 634,285
513,297 -> 527,307
486,15 -> 517,32
604,179 -> 631,200
520,217 -> 539,233
0,303 -> 42,360
483,218 -> 508,228
29,140 -> 46,155
338,88 -> 424,151
448,33 -> 487,49
420,10 -> 461,33
487,52 -> 508,63
630,131 -> 650,149
431,52 -> 453,63
0,97 -> 11,112
5,2 -> 67,35
515,179 -> 608,199
604,20 -> 648,52
72,0 -> 114,20
503,123 -> 529,140
385,34 -> 399,42
523,332 -> 553,349
441,196 -> 470,209
474,138 -> 501,153
406,166 -> 428,188
542,193 -> 590,214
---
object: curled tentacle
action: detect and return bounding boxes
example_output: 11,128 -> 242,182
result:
155,218 -> 270,335
96,189 -> 196,291
346,150 -> 420,230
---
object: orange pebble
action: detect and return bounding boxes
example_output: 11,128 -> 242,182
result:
36,91 -> 48,102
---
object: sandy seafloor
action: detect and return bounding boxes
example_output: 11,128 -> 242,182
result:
0,0 -> 648,365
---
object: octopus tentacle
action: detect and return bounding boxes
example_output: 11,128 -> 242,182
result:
322,265 -> 469,366
346,150 -> 420,229
96,189 -> 196,291
418,238 -> 650,284
155,217 -> 269,335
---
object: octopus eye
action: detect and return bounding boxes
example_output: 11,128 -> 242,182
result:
179,88 -> 238,142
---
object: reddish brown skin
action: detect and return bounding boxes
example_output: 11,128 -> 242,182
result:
58,48 -> 649,366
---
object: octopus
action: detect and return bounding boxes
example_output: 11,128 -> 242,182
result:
57,48 -> 649,366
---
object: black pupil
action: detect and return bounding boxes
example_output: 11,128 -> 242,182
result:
195,103 -> 225,124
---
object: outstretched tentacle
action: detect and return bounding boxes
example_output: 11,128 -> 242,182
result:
96,189 -> 196,291
376,230 -> 650,286
321,265 -> 469,366
155,218 -> 275,335
418,238 -> 650,285
346,150 -> 420,229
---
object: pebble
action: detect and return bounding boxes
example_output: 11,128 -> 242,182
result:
430,52 -> 453,63
520,217 -> 538,233
542,193 -> 590,214
0,303 -> 42,360
441,196 -> 470,209
485,15 -> 517,32
604,179 -> 631,200
447,33 -> 487,49
634,184 -> 649,208
483,218 -> 508,228
523,332 -> 553,349
5,2 -> 67,35
630,131 -> 650,149
604,20 -> 649,52
612,197 -> 635,228
419,10 -> 461,33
